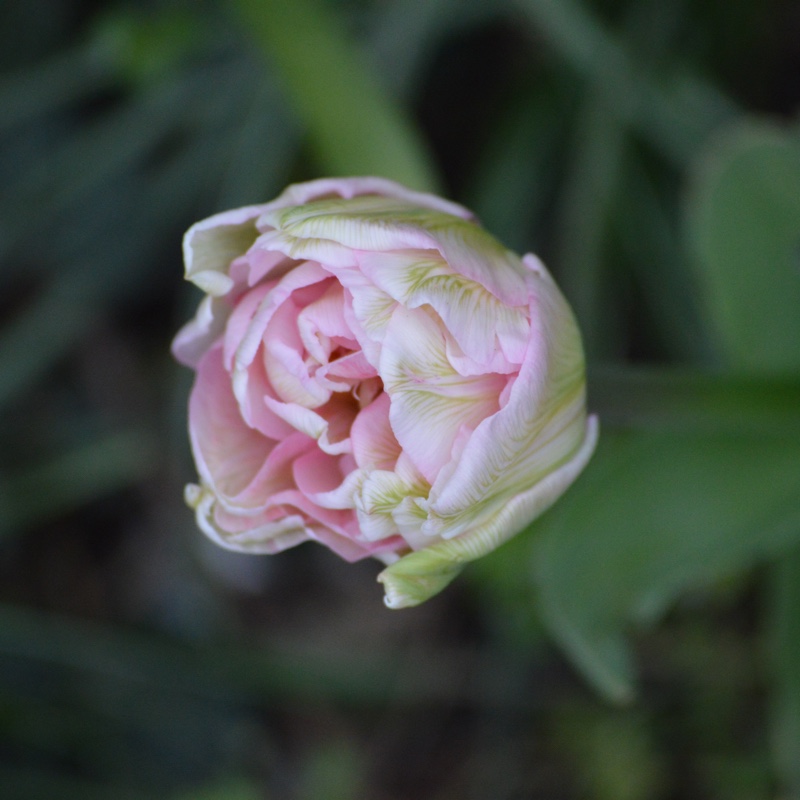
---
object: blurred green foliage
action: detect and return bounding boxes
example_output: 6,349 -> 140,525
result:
0,0 -> 798,797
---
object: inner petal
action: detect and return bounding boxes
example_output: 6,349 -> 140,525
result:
380,306 -> 506,482
297,282 -> 357,364
263,299 -> 331,408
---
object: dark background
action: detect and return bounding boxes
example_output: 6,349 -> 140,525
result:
1,0 -> 800,797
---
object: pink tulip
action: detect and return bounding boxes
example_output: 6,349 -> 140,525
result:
173,177 -> 598,607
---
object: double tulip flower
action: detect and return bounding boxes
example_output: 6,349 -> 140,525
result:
173,177 -> 598,607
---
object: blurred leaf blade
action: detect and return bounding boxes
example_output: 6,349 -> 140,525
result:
230,0 -> 439,191
555,87 -> 627,358
686,120 -> 800,374
589,366 -> 800,438
514,0 -> 736,164
0,429 -> 159,538
534,430 -> 800,701
769,552 -> 800,795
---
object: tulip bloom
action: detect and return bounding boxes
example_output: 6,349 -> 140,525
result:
173,177 -> 598,607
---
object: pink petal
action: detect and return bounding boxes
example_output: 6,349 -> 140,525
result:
350,393 -> 400,470
189,346 -> 275,502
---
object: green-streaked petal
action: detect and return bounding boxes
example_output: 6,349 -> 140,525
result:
184,205 -> 264,295
257,177 -> 473,221
339,269 -> 398,345
380,306 -> 506,482
377,415 -> 599,608
426,267 -> 587,532
355,469 -> 414,541
259,195 -> 528,304
356,250 -> 529,368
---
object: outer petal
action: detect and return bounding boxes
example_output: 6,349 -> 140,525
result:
186,482 -> 310,554
424,263 -> 588,536
189,346 -> 276,503
183,205 -> 265,296
377,415 -> 599,608
172,295 -> 228,368
258,195 -> 528,305
256,176 -> 474,221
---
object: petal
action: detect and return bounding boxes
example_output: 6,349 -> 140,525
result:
425,269 -> 589,535
304,466 -> 367,511
377,415 -> 599,609
316,351 -> 377,391
264,392 -> 358,455
252,227 -> 359,269
230,339 -> 296,440
223,281 -> 275,370
337,268 -> 397,361
293,448 -> 356,503
257,176 -> 475,220
356,249 -> 529,370
380,307 -> 506,482
259,194 -> 528,305
171,295 -> 228,369
263,299 -> 331,408
354,470 -> 415,541
186,483 -> 310,554
189,347 -> 280,503
296,283 -> 355,364
183,205 -> 265,296
350,392 -> 400,470
234,261 -> 331,372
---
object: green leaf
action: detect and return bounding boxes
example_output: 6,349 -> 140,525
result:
589,366 -> 800,440
686,121 -> 800,374
0,430 -> 159,539
514,0 -> 735,164
533,430 -> 800,701
554,87 -> 627,359
769,551 -> 800,795
230,0 -> 439,192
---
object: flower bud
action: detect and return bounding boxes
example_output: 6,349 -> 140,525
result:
173,177 -> 598,607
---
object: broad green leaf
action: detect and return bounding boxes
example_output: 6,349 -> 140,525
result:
686,121 -> 800,374
589,366 -> 800,440
231,0 -> 439,192
534,430 -> 800,701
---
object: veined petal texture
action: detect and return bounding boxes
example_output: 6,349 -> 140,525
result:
174,177 -> 597,607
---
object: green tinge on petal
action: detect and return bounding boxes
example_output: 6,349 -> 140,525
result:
184,208 -> 263,296
377,543 -> 467,609
262,196 -> 528,304
378,414 -> 599,608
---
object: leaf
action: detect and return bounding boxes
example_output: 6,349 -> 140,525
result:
533,430 -> 800,701
0,430 -> 159,539
686,121 -> 800,374
769,553 -> 800,794
231,0 -> 439,192
589,366 -> 800,440
514,0 -> 735,164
